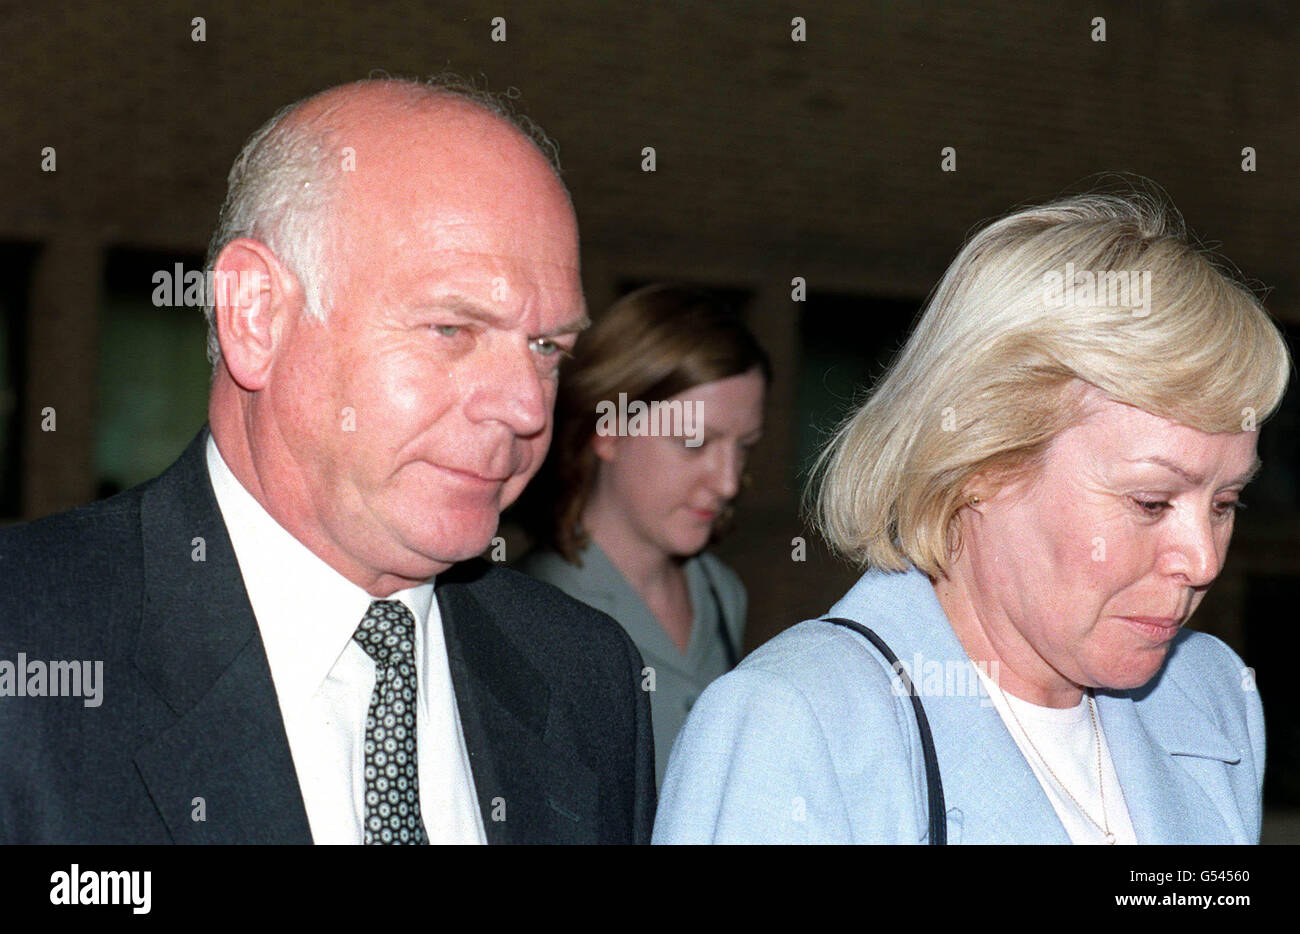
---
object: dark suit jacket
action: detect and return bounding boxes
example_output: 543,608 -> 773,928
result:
0,430 -> 656,843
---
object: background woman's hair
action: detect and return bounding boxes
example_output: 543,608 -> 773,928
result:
521,283 -> 772,563
811,188 -> 1293,578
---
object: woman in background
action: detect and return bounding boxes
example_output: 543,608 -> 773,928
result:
517,284 -> 770,787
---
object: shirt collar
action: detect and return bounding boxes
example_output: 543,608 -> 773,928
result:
205,434 -> 434,707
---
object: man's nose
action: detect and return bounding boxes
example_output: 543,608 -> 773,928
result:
468,346 -> 548,437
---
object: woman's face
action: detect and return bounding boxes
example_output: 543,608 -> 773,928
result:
590,367 -> 766,559
954,387 -> 1259,700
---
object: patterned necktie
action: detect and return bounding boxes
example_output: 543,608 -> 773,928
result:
353,599 -> 428,845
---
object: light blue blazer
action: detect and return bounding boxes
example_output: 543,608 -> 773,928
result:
653,566 -> 1264,843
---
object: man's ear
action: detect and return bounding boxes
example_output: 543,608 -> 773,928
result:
212,237 -> 303,391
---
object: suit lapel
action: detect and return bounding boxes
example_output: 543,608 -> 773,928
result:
437,568 -> 598,844
132,429 -> 313,844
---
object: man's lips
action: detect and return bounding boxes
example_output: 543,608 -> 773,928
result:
1118,616 -> 1182,642
433,464 -> 512,487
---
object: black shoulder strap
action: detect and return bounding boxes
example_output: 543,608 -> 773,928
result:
825,617 -> 947,845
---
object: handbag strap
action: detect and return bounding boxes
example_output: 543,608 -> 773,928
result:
825,617 -> 947,845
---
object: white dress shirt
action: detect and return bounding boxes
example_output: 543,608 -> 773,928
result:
205,436 -> 486,844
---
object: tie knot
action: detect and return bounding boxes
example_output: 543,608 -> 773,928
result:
353,600 -> 417,668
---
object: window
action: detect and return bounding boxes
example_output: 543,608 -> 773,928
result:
96,249 -> 211,497
0,243 -> 36,519
796,291 -> 920,481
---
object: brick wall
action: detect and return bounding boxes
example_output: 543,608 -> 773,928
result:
3,0 -> 1296,647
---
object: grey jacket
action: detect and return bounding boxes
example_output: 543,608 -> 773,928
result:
517,541 -> 746,787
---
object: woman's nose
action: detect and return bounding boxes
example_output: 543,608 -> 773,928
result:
708,443 -> 742,499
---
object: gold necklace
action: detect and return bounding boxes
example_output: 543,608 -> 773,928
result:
999,687 -> 1116,845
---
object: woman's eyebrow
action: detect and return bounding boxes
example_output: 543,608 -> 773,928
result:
1129,454 -> 1262,487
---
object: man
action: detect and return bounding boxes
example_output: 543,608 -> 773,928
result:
0,79 -> 656,843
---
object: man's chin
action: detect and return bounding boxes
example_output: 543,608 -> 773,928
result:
403,518 -> 500,568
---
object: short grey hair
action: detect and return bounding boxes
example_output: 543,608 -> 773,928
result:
202,74 -> 564,368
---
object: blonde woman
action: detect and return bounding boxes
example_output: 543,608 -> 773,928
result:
654,193 -> 1290,844
516,285 -> 769,787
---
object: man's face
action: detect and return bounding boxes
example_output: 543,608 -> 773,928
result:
264,108 -> 585,591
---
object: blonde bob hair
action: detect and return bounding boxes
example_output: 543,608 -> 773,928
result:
812,191 -> 1292,577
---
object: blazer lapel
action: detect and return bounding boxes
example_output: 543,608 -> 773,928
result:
845,569 -> 1250,844
1098,674 -> 1249,843
841,570 -> 1069,843
924,689 -> 1071,844
132,429 -> 313,844
437,568 -> 599,844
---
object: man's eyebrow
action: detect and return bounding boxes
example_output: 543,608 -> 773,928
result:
423,296 -> 509,325
539,313 -> 591,337
420,296 -> 590,336
1132,455 -> 1262,488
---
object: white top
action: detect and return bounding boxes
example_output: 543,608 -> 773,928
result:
205,436 -> 485,844
975,665 -> 1137,845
